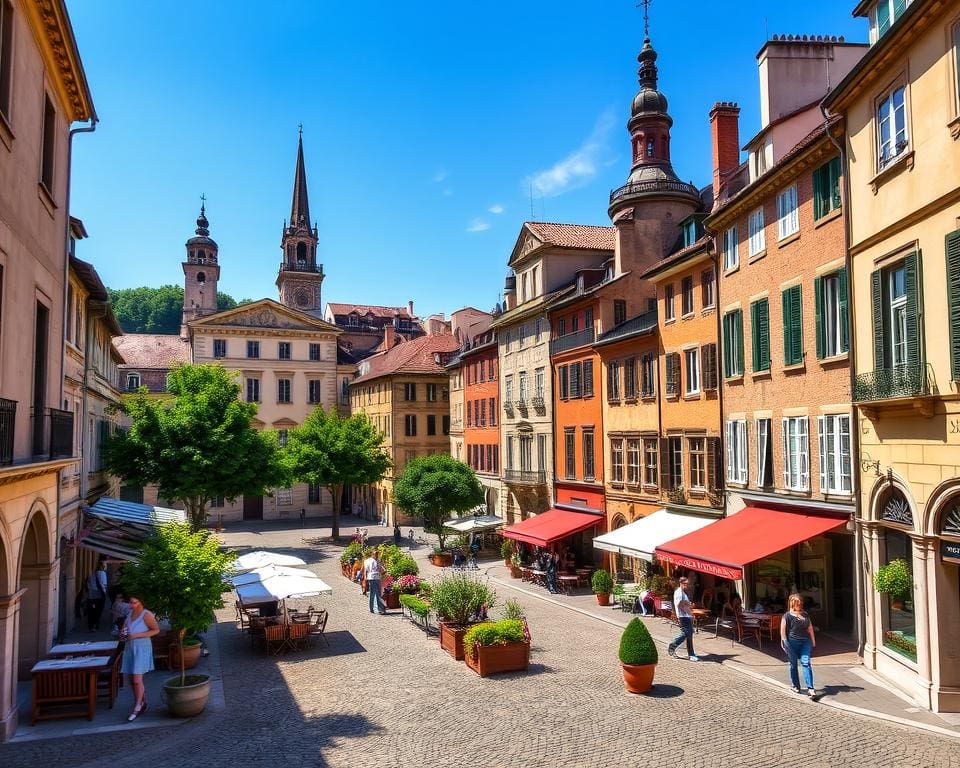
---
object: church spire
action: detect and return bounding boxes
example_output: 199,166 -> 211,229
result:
290,127 -> 311,229
278,127 -> 323,312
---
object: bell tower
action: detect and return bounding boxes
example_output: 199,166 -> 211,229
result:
181,200 -> 220,338
277,128 -> 324,313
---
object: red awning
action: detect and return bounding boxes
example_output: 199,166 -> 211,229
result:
501,508 -> 602,548
655,506 -> 846,580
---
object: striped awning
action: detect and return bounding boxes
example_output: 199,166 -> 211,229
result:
79,498 -> 187,561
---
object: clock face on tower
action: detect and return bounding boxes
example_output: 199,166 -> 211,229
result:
294,288 -> 311,308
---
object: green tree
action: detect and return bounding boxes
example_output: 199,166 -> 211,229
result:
103,364 -> 288,530
285,407 -> 391,540
393,455 -> 483,550
107,285 -> 239,334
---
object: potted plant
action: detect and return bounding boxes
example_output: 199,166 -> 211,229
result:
509,552 -> 523,579
168,634 -> 203,670
500,539 -> 513,567
431,573 -> 497,660
463,619 -> 530,677
340,541 -> 363,579
619,617 -> 658,694
429,546 -> 454,568
874,558 -> 913,609
592,569 -> 614,606
387,553 -> 419,579
650,575 -> 674,599
381,575 -> 400,610
121,522 -> 235,717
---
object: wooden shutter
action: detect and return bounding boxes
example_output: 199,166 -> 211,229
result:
659,437 -> 671,491
706,436 -> 722,491
750,301 -> 760,371
703,344 -> 717,390
904,252 -> 920,371
783,286 -> 803,365
838,267 -> 849,354
583,359 -> 594,396
812,164 -> 825,220
722,314 -> 732,379
947,231 -> 960,380
814,275 -> 825,359
735,310 -> 745,377
570,361 -> 581,398
871,269 -> 884,369
665,353 -> 677,396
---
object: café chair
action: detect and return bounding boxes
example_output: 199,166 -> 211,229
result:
264,624 -> 287,655
308,610 -> 329,647
288,621 -> 310,651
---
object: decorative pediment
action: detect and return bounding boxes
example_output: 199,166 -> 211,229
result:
508,227 -> 544,266
190,299 -> 338,334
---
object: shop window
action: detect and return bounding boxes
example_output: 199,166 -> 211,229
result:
881,525 -> 916,662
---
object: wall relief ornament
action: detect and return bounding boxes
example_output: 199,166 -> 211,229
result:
225,308 -> 300,329
942,504 -> 960,537
881,489 -> 914,527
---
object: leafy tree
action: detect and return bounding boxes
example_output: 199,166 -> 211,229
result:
393,455 -> 483,550
103,364 -> 288,530
285,407 -> 391,540
107,285 -> 239,334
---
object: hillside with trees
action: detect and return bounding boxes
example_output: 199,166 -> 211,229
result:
107,285 -> 246,334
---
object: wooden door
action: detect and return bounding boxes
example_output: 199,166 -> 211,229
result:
243,495 -> 263,520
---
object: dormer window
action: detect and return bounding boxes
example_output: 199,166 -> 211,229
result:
126,373 -> 141,391
682,219 -> 697,248
869,0 -> 913,43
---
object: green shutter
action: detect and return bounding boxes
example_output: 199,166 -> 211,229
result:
948,231 -> 960,380
838,267 -> 849,353
751,301 -> 760,372
830,157 -> 842,211
814,276 -> 825,360
813,165 -> 825,220
783,287 -> 802,365
904,252 -> 920,370
758,299 -> 770,371
723,314 -> 731,379
871,269 -> 884,369
735,309 -> 744,376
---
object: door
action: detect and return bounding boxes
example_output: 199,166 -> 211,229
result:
243,495 -> 263,520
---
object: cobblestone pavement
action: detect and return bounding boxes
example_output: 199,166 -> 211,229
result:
3,518 -> 960,768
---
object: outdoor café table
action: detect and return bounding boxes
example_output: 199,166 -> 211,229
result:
530,569 -> 547,587
740,611 -> 779,641
691,607 -> 711,632
31,656 -> 112,724
558,575 -> 579,594
47,641 -> 119,657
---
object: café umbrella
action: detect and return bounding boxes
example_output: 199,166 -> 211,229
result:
232,551 -> 308,573
235,571 -> 333,606
229,565 -> 320,588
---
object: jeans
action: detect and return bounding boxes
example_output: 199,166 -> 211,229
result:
786,637 -> 814,689
367,578 -> 385,614
669,617 -> 695,656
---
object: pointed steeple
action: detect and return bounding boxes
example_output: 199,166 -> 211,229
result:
290,128 -> 311,229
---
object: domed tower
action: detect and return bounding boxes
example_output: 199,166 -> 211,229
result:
181,201 -> 220,338
277,130 -> 324,313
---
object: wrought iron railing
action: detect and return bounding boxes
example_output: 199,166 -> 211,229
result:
32,407 -> 74,460
531,395 -> 545,412
853,364 -> 935,403
550,328 -> 596,356
277,262 -> 324,274
610,179 -> 700,204
601,308 -> 658,342
0,398 -> 14,466
515,399 -> 528,413
503,469 -> 546,485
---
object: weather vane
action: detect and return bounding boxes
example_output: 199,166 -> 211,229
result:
199,192 -> 206,211
637,0 -> 652,38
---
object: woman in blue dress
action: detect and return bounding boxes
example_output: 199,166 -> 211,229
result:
120,594 -> 160,721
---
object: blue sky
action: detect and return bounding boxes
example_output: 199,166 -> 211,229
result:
68,2 -> 866,319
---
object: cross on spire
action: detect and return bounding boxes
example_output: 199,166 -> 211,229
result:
199,192 -> 206,213
637,0 -> 652,38
298,122 -> 303,137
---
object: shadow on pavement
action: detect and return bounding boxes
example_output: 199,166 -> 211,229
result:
817,683 -> 866,699
644,684 -> 685,699
316,631 -> 366,657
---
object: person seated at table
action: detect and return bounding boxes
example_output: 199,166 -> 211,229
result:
639,589 -> 656,616
562,546 -> 576,571
110,590 -> 131,637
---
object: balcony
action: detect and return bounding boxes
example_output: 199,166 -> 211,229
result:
503,401 -> 514,417
600,308 -> 658,343
609,179 -> 700,206
32,407 -> 75,461
277,261 -> 324,274
515,399 -> 528,414
504,469 -> 546,486
550,328 -> 596,356
0,398 -> 14,466
854,364 -> 937,419
531,395 -> 545,414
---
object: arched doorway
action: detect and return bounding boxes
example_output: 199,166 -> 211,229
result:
0,529 -> 13,738
485,488 -> 498,517
609,515 -> 630,582
17,508 -> 53,679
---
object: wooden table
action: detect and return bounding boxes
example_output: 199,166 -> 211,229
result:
558,575 -> 579,595
48,641 -> 119,657
31,656 -> 112,725
691,608 -> 711,633
741,611 -> 779,640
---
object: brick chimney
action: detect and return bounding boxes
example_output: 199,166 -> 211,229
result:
407,300 -> 414,318
710,102 -> 741,205
383,325 -> 396,350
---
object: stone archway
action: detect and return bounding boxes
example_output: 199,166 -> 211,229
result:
485,487 -> 498,517
16,507 -> 53,679
0,527 -> 14,740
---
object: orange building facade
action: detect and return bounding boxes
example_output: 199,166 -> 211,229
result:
462,337 -> 502,514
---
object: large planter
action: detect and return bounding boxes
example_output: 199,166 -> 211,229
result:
504,558 -> 512,568
621,662 -> 656,694
383,592 -> 400,610
465,640 -> 531,677
429,552 -> 453,567
341,563 -> 353,579
510,565 -> 523,579
439,621 -> 472,660
596,593 -> 611,606
163,674 -> 211,717
169,641 -> 202,671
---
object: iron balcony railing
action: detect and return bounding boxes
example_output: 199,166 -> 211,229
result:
277,262 -> 324,274
550,327 -> 596,356
853,364 -> 935,403
531,395 -> 545,411
602,308 -> 658,342
32,407 -> 74,460
503,469 -> 546,485
609,179 -> 700,204
0,398 -> 14,466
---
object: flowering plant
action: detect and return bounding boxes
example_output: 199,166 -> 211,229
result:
381,575 -> 395,595
393,575 -> 422,595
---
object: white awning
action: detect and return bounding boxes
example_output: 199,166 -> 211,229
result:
78,498 -> 187,561
592,510 -> 714,562
441,515 -> 505,533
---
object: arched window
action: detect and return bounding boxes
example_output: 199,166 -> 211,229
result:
296,241 -> 307,266
198,250 -> 206,264
646,137 -> 655,157
197,271 -> 206,284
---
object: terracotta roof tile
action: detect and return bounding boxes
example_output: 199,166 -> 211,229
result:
114,334 -> 191,369
352,334 -> 460,384
524,222 -> 615,251
328,303 -> 414,319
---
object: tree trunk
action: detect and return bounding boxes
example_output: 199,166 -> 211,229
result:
186,498 -> 206,532
330,483 -> 343,540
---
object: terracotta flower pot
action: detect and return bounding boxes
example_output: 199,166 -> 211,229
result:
465,640 -> 530,677
169,641 -> 202,671
596,593 -> 611,606
621,662 -> 656,694
439,621 -> 471,660
384,592 -> 400,610
510,565 -> 523,579
429,552 -> 453,567
504,558 -> 512,568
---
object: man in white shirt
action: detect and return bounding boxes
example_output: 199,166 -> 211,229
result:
667,576 -> 698,661
363,550 -> 386,615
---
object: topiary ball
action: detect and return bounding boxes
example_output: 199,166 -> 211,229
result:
619,617 -> 658,666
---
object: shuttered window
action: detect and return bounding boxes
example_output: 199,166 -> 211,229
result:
723,309 -> 744,378
947,231 -> 960,380
582,359 -> 594,397
782,416 -> 809,491
782,286 -> 804,366
570,362 -> 582,399
750,298 -> 770,372
870,253 -> 919,371
815,269 -> 849,359
702,343 -> 718,391
665,352 -> 680,397
813,157 -> 842,220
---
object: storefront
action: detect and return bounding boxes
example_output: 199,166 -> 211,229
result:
501,507 -> 603,567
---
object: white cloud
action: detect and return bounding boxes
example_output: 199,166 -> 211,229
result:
442,188 -> 454,197
488,204 -> 505,215
433,169 -> 449,183
466,218 -> 490,233
526,109 -> 615,198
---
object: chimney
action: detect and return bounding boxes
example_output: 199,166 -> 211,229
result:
710,102 -> 741,205
407,300 -> 414,317
503,274 -> 517,311
383,325 -> 396,350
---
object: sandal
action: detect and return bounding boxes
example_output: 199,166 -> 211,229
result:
127,706 -> 142,722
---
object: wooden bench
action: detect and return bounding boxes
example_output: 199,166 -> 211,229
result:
31,667 -> 99,724
96,652 -> 123,708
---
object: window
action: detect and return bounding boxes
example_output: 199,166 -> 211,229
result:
277,429 -> 288,447
564,428 -> 576,479
813,157 -> 842,220
531,266 -> 539,297
689,438 -> 705,490
308,484 -> 321,503
818,414 -> 852,493
607,361 -> 621,401
664,284 -> 675,321
684,348 -> 700,395
489,397 -> 496,426
534,368 -> 544,399
776,185 -> 799,240
467,400 -> 473,427
782,286 -> 804,366
277,378 -> 291,403
427,383 -> 437,401
213,339 -> 226,359
247,340 -> 260,359
870,0 -> 913,42
309,343 -> 321,361
582,429 -> 595,481
278,342 -> 291,360
641,353 -> 656,397
665,352 -> 680,397
614,300 -> 627,326
582,359 -> 594,397
750,299 -> 771,372
701,270 -> 715,309
505,375 -> 514,403
722,310 -> 744,378
627,439 -> 640,485
405,414 -> 417,436
0,0 -> 12,122
558,318 -> 566,336
40,95 -> 56,193
683,219 -> 698,247
681,276 -> 694,316
520,434 -> 533,472
877,85 -> 908,169
816,270 -> 849,359
404,383 -> 417,401
537,433 -> 547,471
611,439 -> 624,483
756,418 -> 773,487
308,379 -> 321,404
571,314 -> 579,334
782,416 -> 810,491
126,373 -> 141,391
723,226 -> 739,271
479,399 -> 486,426
726,420 -> 747,484
584,308 -> 593,330
488,358 -> 495,380
702,343 -> 718,391
881,526 -> 916,661
534,318 -> 543,342
210,496 -> 224,509
246,378 -> 260,403
443,415 -> 450,435
748,208 -> 765,257
643,439 -> 658,486
276,487 -> 293,506
570,362 -> 582,399
427,414 -> 437,436
667,437 -> 683,490
624,358 -> 637,399
518,371 -> 528,401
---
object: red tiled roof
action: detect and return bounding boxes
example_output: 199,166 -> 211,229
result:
114,334 -> 191,369
353,334 -> 460,384
524,222 -> 615,251
328,303 -> 413,319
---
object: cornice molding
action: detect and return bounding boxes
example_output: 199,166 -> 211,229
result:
25,0 -> 95,121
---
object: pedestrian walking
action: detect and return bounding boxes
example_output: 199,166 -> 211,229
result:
667,576 -> 698,661
85,562 -> 108,631
363,549 -> 386,614
120,593 -> 159,721
781,593 -> 817,698
393,524 -> 401,546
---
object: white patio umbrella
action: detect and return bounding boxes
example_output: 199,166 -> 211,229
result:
235,572 -> 333,606
229,565 -> 321,588
232,550 -> 307,573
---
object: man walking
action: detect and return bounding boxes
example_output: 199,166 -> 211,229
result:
363,549 -> 386,615
667,576 -> 698,661
85,562 -> 108,631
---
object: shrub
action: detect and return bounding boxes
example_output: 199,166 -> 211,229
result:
432,545 -> 448,555
387,554 -> 419,578
500,540 -> 513,559
463,619 -> 525,660
399,594 -> 431,619
591,569 -> 613,595
619,617 -> 658,666
339,541 -> 363,565
502,598 -> 524,620
430,573 -> 497,626
649,575 -> 674,597
873,559 -> 913,602
377,543 -> 403,569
